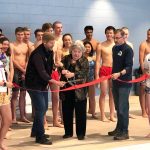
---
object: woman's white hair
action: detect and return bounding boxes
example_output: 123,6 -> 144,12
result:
69,40 -> 85,53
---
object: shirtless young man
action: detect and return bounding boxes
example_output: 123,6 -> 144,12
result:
82,26 -> 99,52
139,28 -> 150,117
95,26 -> 116,122
52,21 -> 63,53
42,22 -> 53,33
122,27 -> 133,49
10,27 -> 30,123
50,21 -> 63,128
23,27 -> 34,47
29,29 -> 43,56
40,22 -> 63,128
34,29 -> 43,49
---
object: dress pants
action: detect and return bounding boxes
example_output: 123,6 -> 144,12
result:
62,90 -> 87,137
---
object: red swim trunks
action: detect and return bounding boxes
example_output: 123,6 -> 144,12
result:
99,66 -> 112,77
51,70 -> 60,81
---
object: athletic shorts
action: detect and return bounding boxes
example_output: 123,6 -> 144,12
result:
12,68 -> 26,91
99,66 -> 112,77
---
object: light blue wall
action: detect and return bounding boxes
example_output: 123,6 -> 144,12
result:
0,0 -> 150,68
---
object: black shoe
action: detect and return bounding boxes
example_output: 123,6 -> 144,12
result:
108,129 -> 120,136
114,132 -> 129,140
77,135 -> 85,140
30,132 -> 36,137
36,137 -> 52,145
43,134 -> 50,138
31,133 -> 50,138
63,134 -> 73,139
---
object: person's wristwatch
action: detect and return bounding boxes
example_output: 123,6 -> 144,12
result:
3,82 -> 6,87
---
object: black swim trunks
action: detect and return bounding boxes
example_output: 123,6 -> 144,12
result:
12,68 -> 26,91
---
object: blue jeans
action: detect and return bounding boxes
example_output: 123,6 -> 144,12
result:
28,90 -> 48,140
112,85 -> 131,133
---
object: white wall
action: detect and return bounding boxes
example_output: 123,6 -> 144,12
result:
0,0 -> 150,68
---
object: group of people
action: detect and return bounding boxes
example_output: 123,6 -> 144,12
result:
0,22 -> 150,148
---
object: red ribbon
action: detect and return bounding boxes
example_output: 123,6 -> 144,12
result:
51,75 -> 112,92
117,74 -> 149,83
13,74 -> 149,93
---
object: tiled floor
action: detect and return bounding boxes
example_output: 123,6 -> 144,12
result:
6,95 -> 150,150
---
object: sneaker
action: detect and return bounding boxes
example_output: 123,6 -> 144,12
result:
114,132 -> 129,140
36,137 -> 52,145
108,129 -> 120,136
62,134 -> 73,139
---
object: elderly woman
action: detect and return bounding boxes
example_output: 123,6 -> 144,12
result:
60,40 -> 89,140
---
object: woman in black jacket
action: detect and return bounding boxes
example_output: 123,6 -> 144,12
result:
60,40 -> 89,140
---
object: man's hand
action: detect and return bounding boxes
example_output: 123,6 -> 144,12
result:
56,81 -> 66,87
112,72 -> 120,80
50,79 -> 66,87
